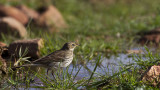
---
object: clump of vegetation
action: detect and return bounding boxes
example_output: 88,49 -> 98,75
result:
0,0 -> 160,89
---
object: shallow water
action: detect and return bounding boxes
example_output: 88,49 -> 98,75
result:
31,53 -> 138,88
5,47 -> 148,89
68,53 -> 134,80
5,53 -> 135,89
68,47 -> 147,80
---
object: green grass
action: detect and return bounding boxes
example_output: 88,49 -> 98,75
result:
2,47 -> 160,90
1,0 -> 160,89
87,47 -> 160,89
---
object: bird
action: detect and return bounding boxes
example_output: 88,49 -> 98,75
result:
13,42 -> 78,77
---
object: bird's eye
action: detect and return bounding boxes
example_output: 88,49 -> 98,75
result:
72,44 -> 75,46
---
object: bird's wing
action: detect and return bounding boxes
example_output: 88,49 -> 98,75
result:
32,50 -> 66,65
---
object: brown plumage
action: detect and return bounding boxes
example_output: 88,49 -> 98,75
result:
13,42 -> 78,75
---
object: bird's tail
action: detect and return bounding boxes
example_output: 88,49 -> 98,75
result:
12,64 -> 42,70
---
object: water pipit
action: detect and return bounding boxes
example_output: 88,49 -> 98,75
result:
13,42 -> 78,76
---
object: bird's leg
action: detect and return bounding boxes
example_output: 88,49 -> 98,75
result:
51,70 -> 57,83
58,68 -> 62,80
47,68 -> 49,75
46,68 -> 50,79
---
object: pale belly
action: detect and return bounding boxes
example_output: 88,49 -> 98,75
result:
49,57 -> 73,68
60,58 -> 73,67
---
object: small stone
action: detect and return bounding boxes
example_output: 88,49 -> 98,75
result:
0,5 -> 28,25
0,42 -> 7,47
36,5 -> 67,32
141,65 -> 160,86
8,38 -> 44,59
126,50 -> 143,54
0,47 -> 7,75
139,28 -> 160,45
0,17 -> 27,38
0,42 -> 8,58
16,5 -> 39,21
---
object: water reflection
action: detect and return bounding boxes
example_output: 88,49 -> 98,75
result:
69,53 -> 134,80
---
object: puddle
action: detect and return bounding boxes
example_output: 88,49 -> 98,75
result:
8,53 -> 135,89
68,53 -> 134,80
3,47 -> 151,89
68,47 -> 148,80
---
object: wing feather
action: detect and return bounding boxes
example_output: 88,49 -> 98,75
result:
32,50 -> 66,65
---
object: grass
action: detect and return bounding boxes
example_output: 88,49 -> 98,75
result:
88,47 -> 160,89
0,0 -> 160,89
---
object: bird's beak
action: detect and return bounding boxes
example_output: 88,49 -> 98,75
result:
75,40 -> 79,46
74,41 -> 79,46
76,43 -> 79,46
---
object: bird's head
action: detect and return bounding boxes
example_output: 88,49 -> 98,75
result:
61,42 -> 79,51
